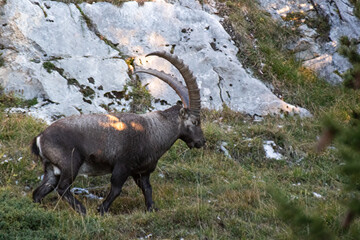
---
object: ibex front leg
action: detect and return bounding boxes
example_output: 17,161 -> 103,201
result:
133,173 -> 157,212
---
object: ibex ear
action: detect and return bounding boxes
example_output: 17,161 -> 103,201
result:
179,108 -> 188,119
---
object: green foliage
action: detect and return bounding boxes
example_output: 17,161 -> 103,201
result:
339,37 -> 360,64
336,111 -> 360,219
43,61 -> 56,73
67,78 -> 80,87
0,188 -> 118,240
0,86 -> 38,111
80,86 -> 95,99
350,0 -> 360,19
0,53 -> 4,67
281,11 -> 307,26
272,109 -> 360,238
0,89 -> 24,110
338,36 -> 360,89
125,79 -> 153,113
281,11 -> 330,42
304,15 -> 331,42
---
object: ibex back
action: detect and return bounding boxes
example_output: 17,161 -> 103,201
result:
31,51 -> 206,215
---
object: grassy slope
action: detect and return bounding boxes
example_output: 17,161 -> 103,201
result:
1,0 -> 360,239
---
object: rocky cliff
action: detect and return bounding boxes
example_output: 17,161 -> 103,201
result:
5,0 -> 358,122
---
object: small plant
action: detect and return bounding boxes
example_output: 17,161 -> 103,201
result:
0,86 -> 37,110
42,61 -> 56,73
338,36 -> 360,89
0,53 -> 4,67
67,78 -> 80,87
125,78 -> 153,113
0,87 -> 20,109
125,57 -> 135,70
79,85 -> 95,99
23,97 -> 38,107
304,14 -> 330,42
280,10 -> 330,42
281,11 -> 307,27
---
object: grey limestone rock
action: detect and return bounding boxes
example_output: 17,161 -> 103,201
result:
0,0 -> 311,122
259,0 -> 360,84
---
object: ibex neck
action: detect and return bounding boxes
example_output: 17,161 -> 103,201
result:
142,105 -> 181,155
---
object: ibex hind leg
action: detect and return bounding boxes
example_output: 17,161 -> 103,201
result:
56,152 -> 86,215
33,162 -> 60,203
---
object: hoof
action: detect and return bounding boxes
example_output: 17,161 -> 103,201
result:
97,205 -> 107,216
76,205 -> 87,215
147,206 -> 159,212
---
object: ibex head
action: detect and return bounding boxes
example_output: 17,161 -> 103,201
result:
134,51 -> 206,149
178,107 -> 205,149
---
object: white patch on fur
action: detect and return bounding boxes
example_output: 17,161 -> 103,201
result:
36,136 -> 44,158
53,166 -> 61,175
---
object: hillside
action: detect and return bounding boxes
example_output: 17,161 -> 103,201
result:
1,0 -> 360,239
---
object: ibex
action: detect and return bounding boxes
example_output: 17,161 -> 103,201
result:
31,51 -> 206,215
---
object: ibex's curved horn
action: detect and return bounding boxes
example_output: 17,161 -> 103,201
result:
146,51 -> 201,117
133,68 -> 190,108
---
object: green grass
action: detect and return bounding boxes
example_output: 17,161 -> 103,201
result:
0,102 -> 358,238
1,0 -> 360,239
0,87 -> 38,110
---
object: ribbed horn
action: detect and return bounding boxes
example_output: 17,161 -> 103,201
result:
134,68 -> 189,108
146,51 -> 201,117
